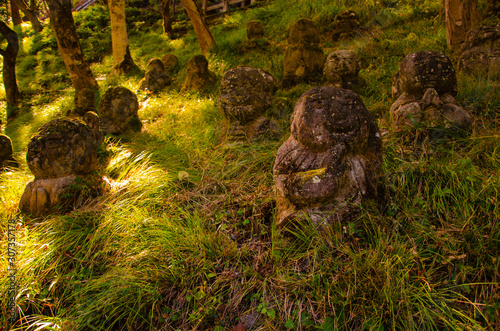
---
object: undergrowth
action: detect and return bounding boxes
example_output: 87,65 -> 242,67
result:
1,0 -> 499,330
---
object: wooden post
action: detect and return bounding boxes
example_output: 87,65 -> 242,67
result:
202,0 -> 207,16
223,0 -> 229,12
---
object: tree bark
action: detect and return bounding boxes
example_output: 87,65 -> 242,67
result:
180,0 -> 215,54
109,0 -> 136,74
46,0 -> 98,91
12,0 -> 43,33
161,0 -> 173,38
445,0 -> 480,51
0,22 -> 21,114
10,0 -> 23,26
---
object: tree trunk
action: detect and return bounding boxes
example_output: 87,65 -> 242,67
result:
46,0 -> 98,91
180,0 -> 215,54
10,0 -> 23,26
0,22 -> 21,115
161,0 -> 173,38
445,0 -> 480,51
12,0 -> 43,33
109,0 -> 136,74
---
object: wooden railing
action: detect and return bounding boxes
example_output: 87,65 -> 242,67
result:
201,0 -> 259,16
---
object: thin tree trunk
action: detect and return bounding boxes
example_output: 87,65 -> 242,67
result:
12,0 -> 43,33
46,0 -> 98,91
0,22 -> 20,116
445,0 -> 480,51
10,0 -> 23,26
109,0 -> 136,74
161,0 -> 173,38
180,0 -> 215,54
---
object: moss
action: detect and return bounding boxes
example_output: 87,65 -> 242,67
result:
294,167 -> 327,183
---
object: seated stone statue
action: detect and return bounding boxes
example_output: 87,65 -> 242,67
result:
391,51 -> 472,132
274,86 -> 384,228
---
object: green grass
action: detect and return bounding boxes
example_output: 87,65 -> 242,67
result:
1,0 -> 499,330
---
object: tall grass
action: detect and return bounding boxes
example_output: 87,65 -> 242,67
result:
1,0 -> 499,330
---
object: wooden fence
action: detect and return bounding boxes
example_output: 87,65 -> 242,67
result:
201,0 -> 259,16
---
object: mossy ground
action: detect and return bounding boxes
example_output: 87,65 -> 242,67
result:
1,0 -> 499,330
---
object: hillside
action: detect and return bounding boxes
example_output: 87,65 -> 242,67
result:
1,0 -> 499,330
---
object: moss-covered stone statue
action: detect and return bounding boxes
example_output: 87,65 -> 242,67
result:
324,50 -> 366,91
181,54 -> 217,93
0,134 -> 18,170
139,58 -> 172,93
19,113 -> 103,217
98,86 -> 142,135
391,51 -> 472,132
218,66 -> 279,142
283,18 -> 325,88
273,86 -> 384,228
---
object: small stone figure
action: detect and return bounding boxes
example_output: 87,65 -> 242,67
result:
19,113 -> 103,216
458,24 -> 500,79
139,58 -> 172,93
181,55 -> 217,93
283,18 -> 325,88
391,51 -> 472,132
332,10 -> 362,42
0,134 -> 18,170
273,86 -> 384,228
240,20 -> 270,52
98,86 -> 142,135
218,66 -> 279,142
161,53 -> 179,73
324,50 -> 365,91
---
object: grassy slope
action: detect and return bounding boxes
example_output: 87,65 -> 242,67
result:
1,0 -> 499,330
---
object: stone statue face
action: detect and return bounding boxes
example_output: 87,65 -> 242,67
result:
325,50 -> 360,78
291,86 -> 371,153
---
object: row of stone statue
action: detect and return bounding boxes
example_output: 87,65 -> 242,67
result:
2,11 -> 497,223
0,46 -> 476,223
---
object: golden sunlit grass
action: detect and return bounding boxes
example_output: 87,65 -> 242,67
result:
1,0 -> 499,330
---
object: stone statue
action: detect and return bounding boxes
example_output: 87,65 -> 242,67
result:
274,86 -> 384,228
283,18 -> 325,88
218,66 -> 279,142
139,58 -> 172,93
0,134 -> 18,170
19,113 -> 103,216
324,50 -> 365,91
181,54 -> 217,93
391,51 -> 472,132
98,86 -> 142,135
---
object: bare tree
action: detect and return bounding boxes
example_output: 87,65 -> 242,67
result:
161,0 -> 173,38
10,0 -> 23,26
0,22 -> 20,116
45,0 -> 98,91
11,0 -> 43,33
180,0 -> 215,54
109,0 -> 137,74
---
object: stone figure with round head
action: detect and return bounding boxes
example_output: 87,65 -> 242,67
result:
273,86 -> 384,228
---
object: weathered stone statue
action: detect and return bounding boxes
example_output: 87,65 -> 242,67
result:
391,51 -> 472,131
324,50 -> 365,91
181,54 -> 217,93
139,58 -> 172,93
19,113 -> 103,216
218,66 -> 279,142
458,24 -> 499,79
240,20 -> 270,52
332,10 -> 362,42
283,18 -> 325,88
161,53 -> 179,73
98,86 -> 142,135
0,134 -> 18,170
273,86 -> 384,228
